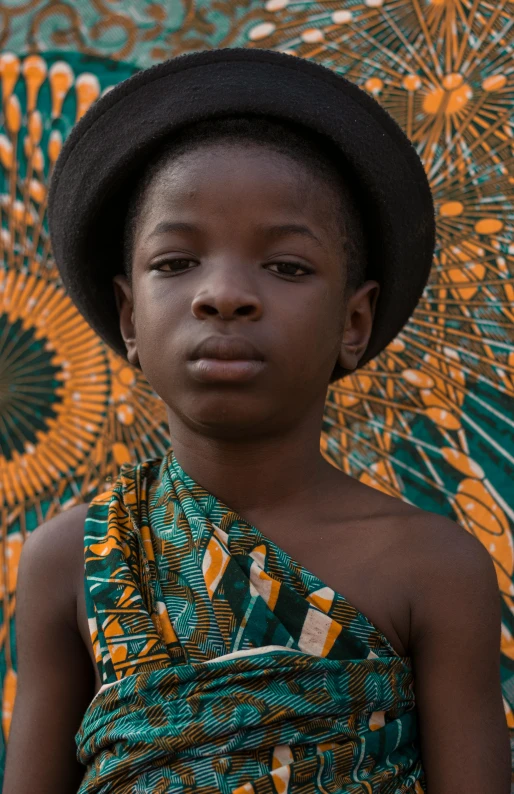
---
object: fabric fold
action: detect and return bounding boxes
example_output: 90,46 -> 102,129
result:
78,451 -> 425,792
77,651 -> 422,793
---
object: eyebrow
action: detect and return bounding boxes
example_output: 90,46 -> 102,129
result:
254,223 -> 324,249
147,221 -> 324,248
148,221 -> 200,239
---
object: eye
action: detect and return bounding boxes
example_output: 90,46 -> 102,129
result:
266,262 -> 312,277
151,258 -> 198,274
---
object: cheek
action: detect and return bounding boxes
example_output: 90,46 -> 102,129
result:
135,280 -> 185,335
312,292 -> 345,367
268,284 -> 344,373
131,281 -> 190,378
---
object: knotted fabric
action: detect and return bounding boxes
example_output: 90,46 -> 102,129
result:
76,451 -> 426,793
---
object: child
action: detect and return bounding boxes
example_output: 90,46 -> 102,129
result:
4,48 -> 510,794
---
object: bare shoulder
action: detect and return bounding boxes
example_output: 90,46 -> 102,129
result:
344,474 -> 493,577
379,500 -> 501,649
19,502 -> 90,628
22,501 -> 89,568
338,475 -> 499,638
387,500 -> 496,590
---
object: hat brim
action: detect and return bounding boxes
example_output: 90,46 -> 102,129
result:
48,47 -> 435,369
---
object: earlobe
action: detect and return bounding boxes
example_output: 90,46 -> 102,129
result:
112,275 -> 140,368
338,280 -> 380,372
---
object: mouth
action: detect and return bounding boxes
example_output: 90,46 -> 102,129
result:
188,336 -> 266,383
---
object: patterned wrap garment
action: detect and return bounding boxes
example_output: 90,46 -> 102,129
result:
76,450 -> 426,793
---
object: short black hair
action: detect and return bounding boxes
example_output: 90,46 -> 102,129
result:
121,115 -> 367,292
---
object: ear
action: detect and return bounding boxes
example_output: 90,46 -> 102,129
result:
337,280 -> 380,372
112,275 -> 141,369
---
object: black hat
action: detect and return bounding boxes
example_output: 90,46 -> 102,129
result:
48,47 -> 435,369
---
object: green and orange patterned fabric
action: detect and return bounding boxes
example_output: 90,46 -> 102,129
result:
1,0 -> 514,786
77,450 -> 425,793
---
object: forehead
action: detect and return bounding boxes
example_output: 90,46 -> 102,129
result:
134,140 -> 343,233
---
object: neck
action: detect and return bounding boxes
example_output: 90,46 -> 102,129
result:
166,406 -> 337,519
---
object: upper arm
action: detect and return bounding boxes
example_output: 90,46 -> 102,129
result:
3,506 -> 94,794
409,517 -> 511,794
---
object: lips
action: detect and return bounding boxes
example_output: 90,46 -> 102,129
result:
188,336 -> 265,383
190,336 -> 264,362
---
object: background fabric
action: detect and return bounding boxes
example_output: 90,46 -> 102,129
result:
0,0 -> 513,785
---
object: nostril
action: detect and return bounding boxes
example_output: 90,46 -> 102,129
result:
236,305 -> 255,317
192,299 -> 259,319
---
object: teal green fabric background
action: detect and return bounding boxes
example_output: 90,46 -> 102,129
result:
1,0 -> 513,785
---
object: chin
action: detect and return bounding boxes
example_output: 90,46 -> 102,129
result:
175,392 -> 280,439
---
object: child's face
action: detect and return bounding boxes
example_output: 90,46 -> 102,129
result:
113,142 -> 377,439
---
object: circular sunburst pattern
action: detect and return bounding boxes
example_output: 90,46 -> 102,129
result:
0,0 -> 513,780
0,267 -> 110,506
0,51 -> 171,761
244,0 -> 514,726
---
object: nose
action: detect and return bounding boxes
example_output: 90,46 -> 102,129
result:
191,269 -> 263,322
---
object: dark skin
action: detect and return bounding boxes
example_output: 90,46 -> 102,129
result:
4,142 -> 510,793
